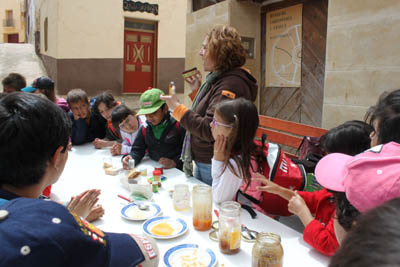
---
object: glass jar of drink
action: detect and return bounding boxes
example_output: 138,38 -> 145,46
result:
192,184 -> 212,231
173,184 -> 190,211
252,233 -> 283,267
219,201 -> 241,254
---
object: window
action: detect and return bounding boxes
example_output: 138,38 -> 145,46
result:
5,10 -> 13,20
4,10 -> 14,27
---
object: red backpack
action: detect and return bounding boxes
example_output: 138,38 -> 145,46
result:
236,134 -> 306,217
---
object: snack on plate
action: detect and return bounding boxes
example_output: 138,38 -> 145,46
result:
105,167 -> 120,176
103,162 -> 112,169
128,169 -> 141,179
182,67 -> 198,79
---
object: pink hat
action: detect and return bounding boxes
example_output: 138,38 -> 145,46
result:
315,142 -> 400,212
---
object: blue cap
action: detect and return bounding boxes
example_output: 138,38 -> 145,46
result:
21,86 -> 37,93
0,198 -> 147,266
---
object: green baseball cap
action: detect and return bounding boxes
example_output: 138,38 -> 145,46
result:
137,88 -> 166,115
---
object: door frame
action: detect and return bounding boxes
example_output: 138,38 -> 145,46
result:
123,18 -> 158,94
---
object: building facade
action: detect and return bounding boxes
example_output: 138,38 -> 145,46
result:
186,0 -> 400,129
0,0 -> 26,43
27,0 -> 187,96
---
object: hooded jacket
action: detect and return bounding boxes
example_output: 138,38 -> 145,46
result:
176,67 -> 258,164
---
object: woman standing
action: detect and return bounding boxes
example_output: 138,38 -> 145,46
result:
162,25 -> 258,185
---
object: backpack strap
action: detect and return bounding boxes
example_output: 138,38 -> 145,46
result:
235,190 -> 258,219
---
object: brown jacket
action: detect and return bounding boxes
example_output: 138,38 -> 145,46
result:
178,67 -> 258,164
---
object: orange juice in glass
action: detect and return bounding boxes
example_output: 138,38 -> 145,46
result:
192,184 -> 212,231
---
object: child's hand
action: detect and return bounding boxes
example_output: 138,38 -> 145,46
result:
288,191 -> 308,215
254,173 -> 281,194
159,157 -> 176,169
213,134 -> 228,161
93,138 -> 107,149
288,191 -> 314,226
111,143 -> 122,156
67,189 -> 101,219
85,204 -> 105,222
122,155 -> 132,170
184,70 -> 202,92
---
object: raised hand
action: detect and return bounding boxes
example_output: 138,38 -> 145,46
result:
288,191 -> 308,215
160,83 -> 180,110
254,173 -> 281,194
288,191 -> 314,226
184,70 -> 202,92
67,189 -> 101,219
85,204 -> 105,222
213,134 -> 228,161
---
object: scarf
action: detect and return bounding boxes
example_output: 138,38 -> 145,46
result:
181,71 -> 222,176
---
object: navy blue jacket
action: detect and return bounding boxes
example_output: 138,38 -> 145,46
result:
0,189 -> 145,266
69,100 -> 107,145
126,112 -> 185,170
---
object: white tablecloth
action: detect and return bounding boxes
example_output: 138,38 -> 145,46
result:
52,144 -> 329,267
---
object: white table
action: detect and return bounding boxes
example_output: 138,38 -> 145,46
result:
53,144 -> 329,267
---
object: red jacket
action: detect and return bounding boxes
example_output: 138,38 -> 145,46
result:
298,189 -> 339,256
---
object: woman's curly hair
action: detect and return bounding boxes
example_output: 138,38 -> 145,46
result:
206,25 -> 246,72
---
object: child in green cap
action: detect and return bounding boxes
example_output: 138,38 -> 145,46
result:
122,88 -> 185,170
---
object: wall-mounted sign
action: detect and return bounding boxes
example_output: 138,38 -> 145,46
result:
241,37 -> 255,59
123,1 -> 159,15
266,4 -> 302,87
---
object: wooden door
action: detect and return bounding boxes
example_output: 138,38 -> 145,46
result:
123,30 -> 155,93
8,34 -> 19,43
260,0 -> 328,127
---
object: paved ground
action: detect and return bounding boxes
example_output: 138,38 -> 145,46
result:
0,43 -> 47,88
0,43 -> 184,108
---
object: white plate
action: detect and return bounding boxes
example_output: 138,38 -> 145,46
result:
120,202 -> 161,221
163,244 -> 217,267
142,216 -> 188,239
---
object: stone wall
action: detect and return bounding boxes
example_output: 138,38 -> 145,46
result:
322,0 -> 400,129
185,0 -> 261,107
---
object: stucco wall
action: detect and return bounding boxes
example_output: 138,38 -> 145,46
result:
185,0 -> 229,106
38,0 -> 58,58
38,0 -> 186,59
230,1 -> 261,107
322,0 -> 400,129
0,0 -> 26,43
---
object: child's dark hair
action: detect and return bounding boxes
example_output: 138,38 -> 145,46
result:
322,120 -> 371,231
366,89 -> 400,144
2,73 -> 26,91
330,197 -> 400,267
67,88 -> 89,105
214,98 -> 259,186
0,92 -> 71,187
34,76 -> 55,102
330,191 -> 360,231
111,104 -> 136,131
93,92 -> 117,113
320,120 -> 373,156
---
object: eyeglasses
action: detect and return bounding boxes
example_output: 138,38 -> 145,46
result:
119,115 -> 133,129
212,117 -> 233,128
